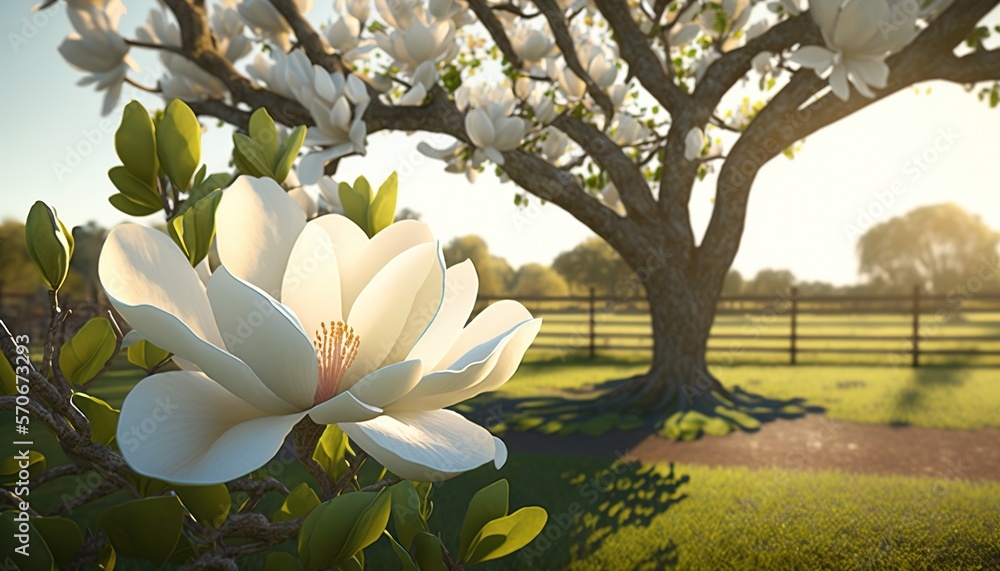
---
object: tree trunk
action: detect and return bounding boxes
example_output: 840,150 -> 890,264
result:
604,266 -> 728,414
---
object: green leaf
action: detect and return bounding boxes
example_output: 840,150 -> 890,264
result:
170,189 -> 222,266
1,451 -> 45,486
109,193 -> 162,217
25,201 -> 74,291
233,133 -> 272,178
298,488 -> 391,570
274,482 -> 320,523
1,512 -> 55,571
415,481 -> 433,522
59,317 -> 117,385
71,392 -> 119,446
384,531 -> 419,571
266,552 -> 300,571
186,172 -> 231,205
274,125 -> 307,182
192,164 -> 207,187
411,531 -> 449,571
313,425 -> 351,482
391,482 -> 427,549
97,496 -> 185,567
249,107 -> 280,158
99,543 -> 117,571
174,484 -> 231,530
31,516 -> 83,566
338,180 -> 372,236
367,172 -> 398,236
115,100 -> 158,186
156,99 -> 201,191
127,339 -> 171,371
463,506 -> 548,566
108,166 -> 162,210
459,479 -> 509,560
1,351 -> 16,396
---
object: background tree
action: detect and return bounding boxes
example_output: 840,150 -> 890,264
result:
510,263 -> 571,297
857,203 -> 1000,294
745,268 -> 796,296
70,221 -> 109,302
552,237 -> 634,295
48,0 -> 1000,426
443,235 -> 514,297
0,221 -> 37,299
721,270 -> 744,296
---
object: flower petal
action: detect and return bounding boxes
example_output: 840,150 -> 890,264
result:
117,370 -> 305,485
344,242 -> 444,387
339,409 -> 499,481
308,389 -> 383,424
348,359 -> 424,408
207,266 -> 318,411
341,219 -> 436,315
407,260 -> 478,374
99,224 -> 293,414
281,221 -> 344,337
436,300 -> 533,370
215,176 -> 306,299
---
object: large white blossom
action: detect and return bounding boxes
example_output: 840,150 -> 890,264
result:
788,0 -> 924,100
458,84 -> 527,165
249,50 -> 370,184
101,176 -> 540,484
325,8 -> 377,63
58,0 -> 137,115
417,141 -> 478,182
374,6 -> 458,71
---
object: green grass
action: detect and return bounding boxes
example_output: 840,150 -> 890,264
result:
480,355 -> 1000,430
366,455 -> 1000,570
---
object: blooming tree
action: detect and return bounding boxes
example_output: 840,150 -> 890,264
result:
48,0 -> 1000,433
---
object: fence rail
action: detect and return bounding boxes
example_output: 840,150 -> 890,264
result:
479,287 -> 1000,367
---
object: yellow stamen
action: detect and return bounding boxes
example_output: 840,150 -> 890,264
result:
313,320 -> 360,404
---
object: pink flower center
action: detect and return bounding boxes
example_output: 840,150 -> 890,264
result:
312,320 -> 360,405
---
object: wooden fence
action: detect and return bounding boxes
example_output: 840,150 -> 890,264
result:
479,287 -> 1000,367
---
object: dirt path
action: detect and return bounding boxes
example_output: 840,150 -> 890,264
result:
501,414 -> 1000,482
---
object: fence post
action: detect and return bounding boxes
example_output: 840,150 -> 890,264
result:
790,286 -> 798,365
911,285 -> 920,367
588,287 -> 596,359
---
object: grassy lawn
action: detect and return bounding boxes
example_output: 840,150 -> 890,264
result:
3,357 -> 1000,569
482,354 -> 1000,430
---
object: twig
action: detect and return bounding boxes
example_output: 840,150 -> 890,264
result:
359,476 -> 402,492
331,449 -> 369,496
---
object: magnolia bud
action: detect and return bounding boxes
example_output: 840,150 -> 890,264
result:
25,201 -> 75,291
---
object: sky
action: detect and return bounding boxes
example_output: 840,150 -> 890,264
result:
1,1 -> 999,287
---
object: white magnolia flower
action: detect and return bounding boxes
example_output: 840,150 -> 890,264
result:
458,84 -> 527,165
684,126 -> 706,161
374,9 -> 457,71
540,128 -> 570,166
788,0 -> 921,100
338,0 -> 371,23
237,0 -> 313,50
101,176 -> 540,484
514,78 -> 557,124
548,41 -> 619,104
611,115 -> 648,147
752,51 -> 775,75
418,141 -> 477,182
58,0 -> 137,115
325,12 -> 377,63
599,183 -> 624,215
668,1 -> 703,48
251,50 -> 371,184
698,0 -> 752,40
316,176 -> 344,212
510,24 -> 555,65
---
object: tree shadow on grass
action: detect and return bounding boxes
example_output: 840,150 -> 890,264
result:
888,367 -> 962,426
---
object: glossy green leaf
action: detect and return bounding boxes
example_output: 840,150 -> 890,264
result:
274,482 -> 320,523
108,166 -> 161,210
249,107 -> 280,157
338,180 -> 371,236
391,482 -> 427,549
25,201 -> 74,291
233,133 -> 271,178
313,424 -> 351,482
109,193 -> 162,217
1,511 -> 55,571
337,554 -> 364,571
97,496 -> 185,567
459,479 -> 509,560
298,488 -> 391,570
193,164 -> 207,187
274,125 -> 307,183
367,172 -> 398,236
266,552 -> 300,571
463,506 -> 548,566
156,99 -> 201,191
127,339 -> 171,371
72,392 -> 119,446
59,317 -> 117,385
186,172 -> 231,205
384,531 -> 419,571
32,516 -> 83,566
115,100 -> 158,185
175,484 -> 231,530
170,189 -> 222,267
412,531 -> 449,571
99,542 -> 116,571
1,352 -> 16,396
0,451 -> 45,486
